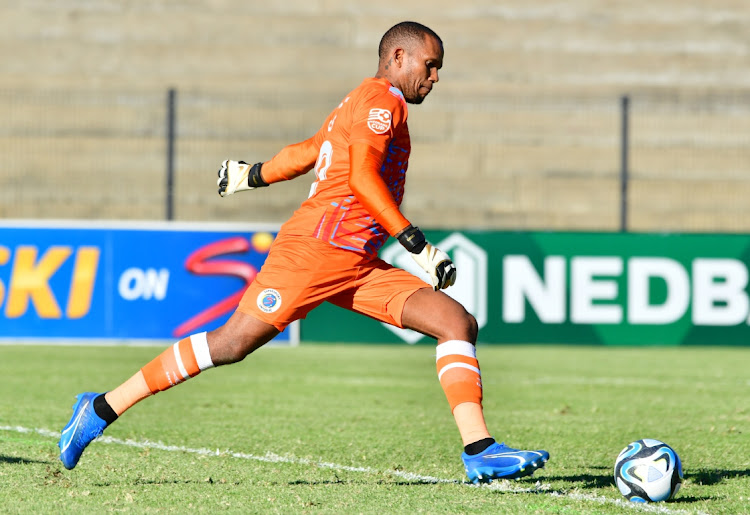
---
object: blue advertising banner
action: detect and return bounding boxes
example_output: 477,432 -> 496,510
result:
0,221 -> 296,344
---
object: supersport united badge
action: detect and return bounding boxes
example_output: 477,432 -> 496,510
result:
367,108 -> 392,134
257,288 -> 282,313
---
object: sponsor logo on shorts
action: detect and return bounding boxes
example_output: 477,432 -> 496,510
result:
367,108 -> 392,134
257,288 -> 282,313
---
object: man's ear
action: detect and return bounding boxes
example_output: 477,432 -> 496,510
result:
392,47 -> 405,68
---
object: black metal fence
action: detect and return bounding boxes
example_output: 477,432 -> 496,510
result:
2,88 -> 748,232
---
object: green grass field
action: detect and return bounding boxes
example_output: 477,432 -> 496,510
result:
0,343 -> 748,514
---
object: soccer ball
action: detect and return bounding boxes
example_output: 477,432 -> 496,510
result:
614,439 -> 682,503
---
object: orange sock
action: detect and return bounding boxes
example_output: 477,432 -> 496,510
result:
141,332 -> 215,393
436,340 -> 483,412
106,332 -> 215,416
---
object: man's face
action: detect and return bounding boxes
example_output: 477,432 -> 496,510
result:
399,35 -> 443,104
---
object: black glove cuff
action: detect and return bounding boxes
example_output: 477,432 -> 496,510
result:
247,162 -> 268,188
397,225 -> 427,254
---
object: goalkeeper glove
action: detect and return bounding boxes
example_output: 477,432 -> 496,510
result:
217,160 -> 268,197
397,225 -> 457,291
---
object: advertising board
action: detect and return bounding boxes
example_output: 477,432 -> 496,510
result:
303,231 -> 750,346
0,221 -> 296,344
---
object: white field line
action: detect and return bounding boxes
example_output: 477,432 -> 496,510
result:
0,425 -> 706,515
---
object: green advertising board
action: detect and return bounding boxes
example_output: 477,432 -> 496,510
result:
301,231 -> 750,346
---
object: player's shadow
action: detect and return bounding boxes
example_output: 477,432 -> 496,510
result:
287,479 -> 439,486
287,479 -> 355,486
541,466 -> 750,505
136,478 -> 239,486
685,468 -> 750,486
540,465 -> 612,489
0,454 -> 51,465
95,478 -> 240,487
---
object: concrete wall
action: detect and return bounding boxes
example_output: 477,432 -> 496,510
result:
1,1 -> 748,230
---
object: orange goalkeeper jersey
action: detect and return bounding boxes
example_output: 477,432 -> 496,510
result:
267,77 -> 411,258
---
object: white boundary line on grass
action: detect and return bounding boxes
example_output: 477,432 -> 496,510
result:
1,425 -> 706,515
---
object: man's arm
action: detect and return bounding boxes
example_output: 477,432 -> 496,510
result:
218,136 -> 319,197
261,136 -> 320,183
348,142 -> 456,290
348,143 -> 410,235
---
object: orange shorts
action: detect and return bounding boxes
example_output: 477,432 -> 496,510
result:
237,235 -> 430,331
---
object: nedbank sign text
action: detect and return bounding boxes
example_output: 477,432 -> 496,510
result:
503,256 -> 750,326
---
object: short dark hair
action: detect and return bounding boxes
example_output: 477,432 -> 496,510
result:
378,21 -> 442,61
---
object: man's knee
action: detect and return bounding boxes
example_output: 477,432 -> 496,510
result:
401,288 -> 480,343
439,305 -> 479,344
206,325 -> 250,365
206,311 -> 280,366
461,310 -> 479,344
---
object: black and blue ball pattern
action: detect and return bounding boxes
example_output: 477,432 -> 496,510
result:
614,438 -> 683,503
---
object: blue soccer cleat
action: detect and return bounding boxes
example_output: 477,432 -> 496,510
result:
58,392 -> 109,470
462,441 -> 549,483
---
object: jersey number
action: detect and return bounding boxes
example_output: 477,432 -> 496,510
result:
308,140 -> 333,198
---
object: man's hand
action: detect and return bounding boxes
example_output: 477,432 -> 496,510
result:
411,243 -> 457,291
397,225 -> 457,291
217,160 -> 267,197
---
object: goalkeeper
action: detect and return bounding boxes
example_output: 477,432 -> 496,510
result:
59,21 -> 548,483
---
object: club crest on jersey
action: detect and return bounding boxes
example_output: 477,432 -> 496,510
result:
367,108 -> 392,134
257,288 -> 282,313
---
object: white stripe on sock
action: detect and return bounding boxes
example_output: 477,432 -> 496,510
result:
173,342 -> 189,380
190,332 -> 214,371
435,340 -> 476,361
437,362 -> 481,381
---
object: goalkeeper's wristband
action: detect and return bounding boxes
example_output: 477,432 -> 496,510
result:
397,225 -> 427,254
247,162 -> 269,188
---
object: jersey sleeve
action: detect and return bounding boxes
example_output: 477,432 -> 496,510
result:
348,143 -> 411,236
346,87 -> 411,236
260,135 -> 319,183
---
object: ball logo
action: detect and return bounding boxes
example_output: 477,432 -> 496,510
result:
367,108 -> 392,134
257,288 -> 282,313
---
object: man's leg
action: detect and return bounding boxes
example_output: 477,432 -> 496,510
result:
399,288 -> 487,443
106,311 -> 279,415
400,288 -> 549,483
59,311 -> 279,469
